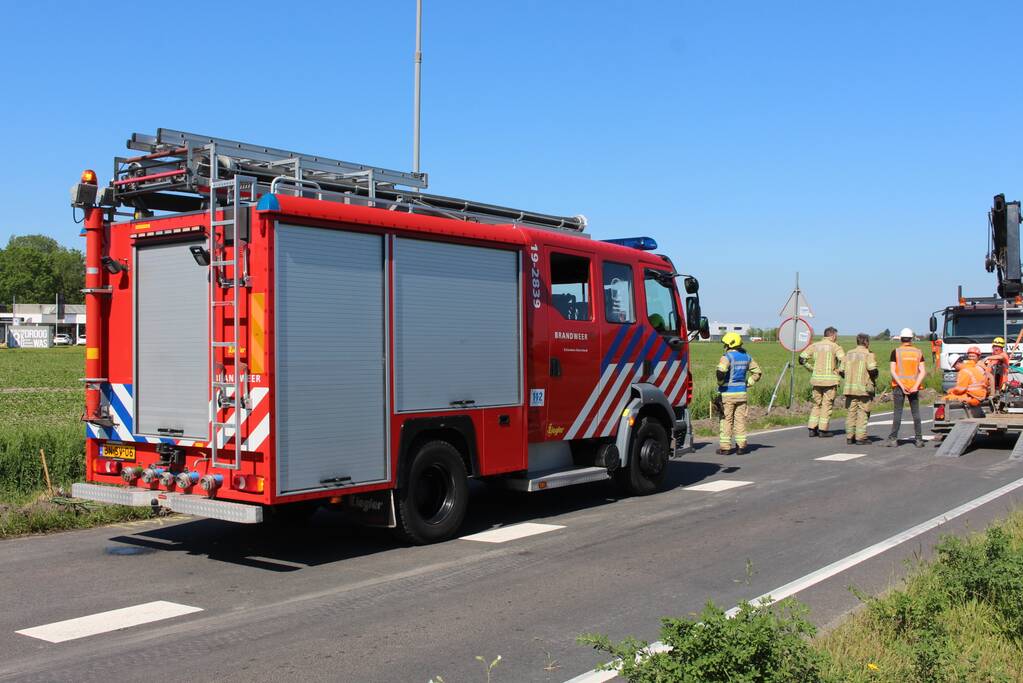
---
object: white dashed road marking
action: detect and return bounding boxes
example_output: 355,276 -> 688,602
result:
868,418 -> 933,426
16,601 -> 203,643
816,452 -> 867,462
684,480 -> 753,492
459,522 -> 565,543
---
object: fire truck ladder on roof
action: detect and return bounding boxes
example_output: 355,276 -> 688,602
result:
115,128 -> 587,233
207,159 -> 257,470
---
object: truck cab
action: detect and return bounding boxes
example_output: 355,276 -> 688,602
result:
934,295 -> 1023,391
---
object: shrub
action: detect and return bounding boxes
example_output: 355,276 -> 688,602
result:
579,600 -> 828,682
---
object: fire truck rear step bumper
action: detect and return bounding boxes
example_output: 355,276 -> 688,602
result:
71,483 -> 263,524
503,466 -> 610,493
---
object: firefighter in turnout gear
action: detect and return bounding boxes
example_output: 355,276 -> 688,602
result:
839,333 -> 878,445
716,332 -> 762,455
944,347 -> 988,407
799,326 -> 845,437
886,328 -> 927,448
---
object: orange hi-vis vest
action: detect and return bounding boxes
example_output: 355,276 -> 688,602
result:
891,344 -> 924,391
947,360 -> 987,403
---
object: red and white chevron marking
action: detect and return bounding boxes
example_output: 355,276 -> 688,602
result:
564,359 -> 689,441
212,387 -> 270,451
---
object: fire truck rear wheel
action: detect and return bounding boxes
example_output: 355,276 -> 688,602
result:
394,440 -> 469,545
615,417 -> 669,496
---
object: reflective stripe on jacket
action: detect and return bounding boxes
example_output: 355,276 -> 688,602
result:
841,345 -> 877,396
720,350 -> 751,394
891,344 -> 924,390
799,339 -> 844,386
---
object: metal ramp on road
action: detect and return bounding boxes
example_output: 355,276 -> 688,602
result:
935,421 -> 980,458
1010,433 -> 1023,461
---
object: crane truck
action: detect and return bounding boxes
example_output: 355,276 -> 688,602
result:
931,194 -> 1023,459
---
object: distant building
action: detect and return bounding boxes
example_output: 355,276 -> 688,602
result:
707,321 -> 751,342
2,303 -> 85,347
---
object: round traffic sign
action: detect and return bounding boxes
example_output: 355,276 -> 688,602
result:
778,316 -> 813,352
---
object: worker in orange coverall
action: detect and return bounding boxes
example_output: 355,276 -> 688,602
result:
943,347 -> 988,407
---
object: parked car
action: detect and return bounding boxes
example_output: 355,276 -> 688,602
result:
53,334 -> 72,346
76,334 -> 86,346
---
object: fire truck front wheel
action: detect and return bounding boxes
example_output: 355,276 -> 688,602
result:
615,417 -> 670,496
394,440 -> 469,545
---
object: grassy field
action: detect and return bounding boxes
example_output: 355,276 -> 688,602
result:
689,337 -> 942,432
0,347 -> 151,537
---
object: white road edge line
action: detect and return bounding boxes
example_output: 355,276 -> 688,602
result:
747,411 -> 896,437
563,474 -> 1023,683
16,601 -> 203,643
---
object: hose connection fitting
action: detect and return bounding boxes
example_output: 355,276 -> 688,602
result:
175,471 -> 200,490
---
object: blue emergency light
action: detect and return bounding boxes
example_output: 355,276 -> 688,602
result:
602,236 -> 658,251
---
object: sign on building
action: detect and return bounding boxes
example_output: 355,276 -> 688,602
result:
8,325 -> 52,348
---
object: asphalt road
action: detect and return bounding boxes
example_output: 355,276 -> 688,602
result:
2,415 -> 1022,683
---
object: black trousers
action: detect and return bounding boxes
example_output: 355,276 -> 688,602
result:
889,386 -> 921,440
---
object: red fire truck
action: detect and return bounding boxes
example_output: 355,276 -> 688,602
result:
70,129 -> 709,543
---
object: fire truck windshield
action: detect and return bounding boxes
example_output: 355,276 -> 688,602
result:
943,309 -> 1023,343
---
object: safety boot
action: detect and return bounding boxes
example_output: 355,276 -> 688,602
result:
819,430 -> 834,438
716,447 -> 735,456
914,437 -> 926,448
884,437 -> 898,447
736,445 -> 749,455
808,428 -> 819,438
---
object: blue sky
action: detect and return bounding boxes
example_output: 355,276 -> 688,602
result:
1,1 -> 1020,333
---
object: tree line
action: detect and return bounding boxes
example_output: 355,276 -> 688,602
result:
0,235 -> 85,306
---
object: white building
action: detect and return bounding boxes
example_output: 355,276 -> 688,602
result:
707,321 -> 751,342
2,303 -> 85,347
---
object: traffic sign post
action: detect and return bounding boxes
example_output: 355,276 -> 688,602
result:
768,273 -> 814,414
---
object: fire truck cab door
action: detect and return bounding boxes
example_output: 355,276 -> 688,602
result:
545,248 -> 600,439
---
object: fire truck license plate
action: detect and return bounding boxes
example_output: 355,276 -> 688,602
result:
103,443 -> 136,461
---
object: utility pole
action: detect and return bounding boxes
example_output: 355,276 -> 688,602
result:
412,0 -> 423,178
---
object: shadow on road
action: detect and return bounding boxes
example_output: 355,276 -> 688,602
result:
106,460 -> 725,571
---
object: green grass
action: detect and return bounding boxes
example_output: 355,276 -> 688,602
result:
816,510 -> 1023,682
690,338 -> 941,420
0,347 -> 154,537
0,346 -> 86,389
579,509 -> 1023,682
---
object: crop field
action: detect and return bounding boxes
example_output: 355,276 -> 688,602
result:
688,337 -> 942,421
0,348 -> 152,536
0,348 -> 85,494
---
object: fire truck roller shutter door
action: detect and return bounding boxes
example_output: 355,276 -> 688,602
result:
394,238 -> 521,411
136,239 -> 210,439
275,225 -> 387,493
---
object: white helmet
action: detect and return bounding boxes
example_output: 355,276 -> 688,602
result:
900,327 -> 914,339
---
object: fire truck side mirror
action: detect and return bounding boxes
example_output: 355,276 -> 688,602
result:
929,332 -> 938,342
699,316 -> 710,339
683,276 -> 699,295
685,298 -> 698,328
929,315 -> 937,333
